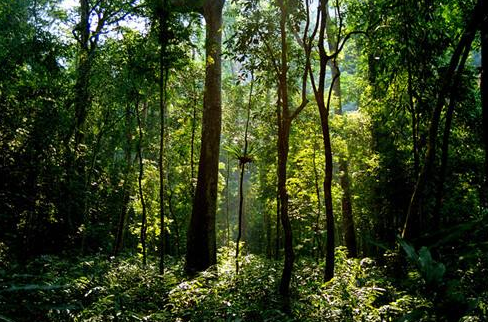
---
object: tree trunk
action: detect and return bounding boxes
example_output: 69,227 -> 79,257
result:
66,0 -> 91,243
403,2 -> 482,239
136,100 -> 147,267
481,0 -> 488,209
235,74 -> 253,275
321,106 -> 335,282
329,59 -> 357,258
168,187 -> 181,256
276,1 -> 294,301
277,118 -> 294,298
312,141 -> 323,261
433,45 -> 470,228
226,152 -> 231,246
190,84 -> 198,193
236,162 -> 246,274
113,104 -> 133,257
158,3 -> 169,274
186,0 -> 224,274
275,103 -> 281,261
308,0 -> 336,281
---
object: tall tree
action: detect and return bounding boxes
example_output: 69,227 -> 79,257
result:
69,0 -> 136,248
308,0 -> 336,282
235,71 -> 254,275
157,0 -> 169,275
403,0 -> 484,239
481,0 -> 488,209
185,0 -> 226,274
274,0 -> 311,301
326,9 -> 357,258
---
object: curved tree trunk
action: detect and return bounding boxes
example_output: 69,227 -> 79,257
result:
403,2 -> 483,239
312,141 -> 324,261
329,58 -> 357,258
186,0 -> 224,274
136,100 -> 147,267
433,45 -> 470,228
158,2 -> 169,274
481,0 -> 488,209
276,1 -> 294,302
235,74 -> 253,275
113,104 -> 133,257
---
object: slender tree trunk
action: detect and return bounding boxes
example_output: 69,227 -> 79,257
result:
407,66 -> 420,176
324,2 -> 356,258
312,141 -> 323,261
235,74 -> 253,275
186,0 -> 224,274
236,162 -> 246,274
191,87 -> 197,192
73,0 -> 91,160
168,187 -> 181,256
308,0 -> 336,281
481,0 -> 488,209
329,59 -> 357,258
274,0 -> 311,302
433,46 -> 470,228
265,208 -> 272,259
65,0 -> 92,243
113,104 -> 133,257
136,100 -> 147,267
158,3 -> 169,274
275,103 -> 281,261
226,152 -> 231,246
277,118 -> 293,297
275,187 -> 281,260
403,3 -> 482,239
321,107 -> 335,282
276,1 -> 294,301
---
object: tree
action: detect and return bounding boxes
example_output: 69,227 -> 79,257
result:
403,0 -> 484,239
326,7 -> 357,258
481,0 -> 488,209
185,0 -> 226,274
233,71 -> 254,275
68,0 -> 136,250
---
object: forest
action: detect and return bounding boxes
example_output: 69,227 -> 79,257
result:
0,0 -> 487,320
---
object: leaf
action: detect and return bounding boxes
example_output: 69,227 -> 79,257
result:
0,315 -> 15,322
397,237 -> 419,266
1,284 -> 68,292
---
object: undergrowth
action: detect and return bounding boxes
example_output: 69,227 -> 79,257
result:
0,245 -> 486,321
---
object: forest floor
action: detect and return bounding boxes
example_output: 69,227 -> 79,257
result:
1,245 -> 487,322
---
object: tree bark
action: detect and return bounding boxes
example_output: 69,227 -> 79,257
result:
274,0 -> 311,302
481,0 -> 488,209
113,104 -> 133,257
186,0 -> 224,274
327,44 -> 357,258
235,74 -> 253,275
168,187 -> 181,256
433,45 -> 470,228
226,152 -> 231,246
158,2 -> 169,274
403,2 -> 483,239
275,103 -> 281,261
136,100 -> 147,267
276,0 -> 294,301
310,0 -> 335,282
312,140 -> 324,261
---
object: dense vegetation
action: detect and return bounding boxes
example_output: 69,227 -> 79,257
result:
1,0 -> 487,321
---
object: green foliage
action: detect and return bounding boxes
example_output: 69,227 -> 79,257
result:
0,247 -> 452,322
398,238 -> 446,287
